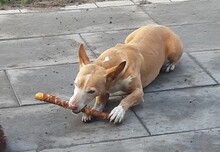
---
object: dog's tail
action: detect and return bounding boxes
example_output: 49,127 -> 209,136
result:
0,125 -> 6,152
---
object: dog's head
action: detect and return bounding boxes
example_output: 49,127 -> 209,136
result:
69,44 -> 126,113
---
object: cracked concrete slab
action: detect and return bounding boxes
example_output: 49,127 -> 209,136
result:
190,50 -> 220,83
144,53 -> 217,92
40,128 -> 220,152
0,6 -> 153,39
134,86 -> 220,134
0,35 -> 94,70
0,102 -> 148,152
0,71 -> 18,108
141,0 -> 220,25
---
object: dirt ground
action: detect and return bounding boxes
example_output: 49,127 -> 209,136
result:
0,0 -> 119,10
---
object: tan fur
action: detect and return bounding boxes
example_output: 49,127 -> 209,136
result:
69,24 -> 183,123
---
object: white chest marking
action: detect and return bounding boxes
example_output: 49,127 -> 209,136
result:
103,56 -> 110,62
109,75 -> 133,93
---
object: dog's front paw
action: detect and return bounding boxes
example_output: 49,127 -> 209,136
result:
81,113 -> 93,123
109,105 -> 125,124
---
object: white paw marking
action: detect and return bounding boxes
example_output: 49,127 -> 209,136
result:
81,113 -> 93,123
109,105 -> 125,124
163,63 -> 175,73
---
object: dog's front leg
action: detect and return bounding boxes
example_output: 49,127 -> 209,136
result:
109,88 -> 144,124
82,93 -> 109,122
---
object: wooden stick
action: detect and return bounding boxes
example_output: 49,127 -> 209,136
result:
35,92 -> 109,120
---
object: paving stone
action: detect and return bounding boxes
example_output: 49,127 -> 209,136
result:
60,3 -> 97,10
190,50 -> 220,83
134,85 -> 220,134
144,53 -> 216,92
19,9 -> 38,13
6,64 -> 79,105
0,71 -> 18,108
141,0 -> 220,25
81,30 -> 133,55
0,102 -> 148,151
171,0 -> 190,2
133,0 -> 172,5
95,0 -> 134,7
171,23 -> 220,52
40,128 -> 220,152
0,35 -> 94,70
0,6 -> 153,39
0,9 -> 20,15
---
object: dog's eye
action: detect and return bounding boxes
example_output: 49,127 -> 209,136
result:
87,90 -> 95,94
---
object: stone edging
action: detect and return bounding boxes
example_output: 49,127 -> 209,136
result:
0,0 -> 189,15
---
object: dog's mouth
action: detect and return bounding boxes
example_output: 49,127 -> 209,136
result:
71,105 -> 87,114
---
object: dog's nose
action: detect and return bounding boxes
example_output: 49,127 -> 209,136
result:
68,102 -> 78,110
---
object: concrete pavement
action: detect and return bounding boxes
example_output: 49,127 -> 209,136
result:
0,0 -> 220,151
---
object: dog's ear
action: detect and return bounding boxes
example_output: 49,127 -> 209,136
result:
78,44 -> 90,68
106,61 -> 126,82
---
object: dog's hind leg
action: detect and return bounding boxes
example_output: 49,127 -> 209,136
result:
161,60 -> 176,73
161,35 -> 183,73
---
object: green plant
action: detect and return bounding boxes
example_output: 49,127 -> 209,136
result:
20,0 -> 28,4
0,0 -> 9,4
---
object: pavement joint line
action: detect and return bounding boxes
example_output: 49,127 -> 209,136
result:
94,2 -> 99,8
187,52 -> 219,84
164,21 -> 220,28
137,4 -> 158,24
189,48 -> 220,53
0,57 -> 96,73
144,83 -> 220,94
0,62 -> 79,71
130,0 -> 136,5
149,126 -> 220,137
79,33 -> 99,58
0,28 -> 138,42
1,21 -> 219,42
131,108 -> 152,135
0,32 -> 82,42
4,69 -> 22,106
0,102 -> 47,110
0,93 -> 126,110
1,83 -> 219,110
38,126 -> 220,151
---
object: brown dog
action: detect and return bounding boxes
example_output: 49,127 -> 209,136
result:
69,24 -> 183,124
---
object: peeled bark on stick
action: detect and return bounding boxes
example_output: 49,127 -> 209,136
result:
35,92 -> 109,120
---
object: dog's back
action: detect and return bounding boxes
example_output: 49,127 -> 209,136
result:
124,24 -> 183,87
